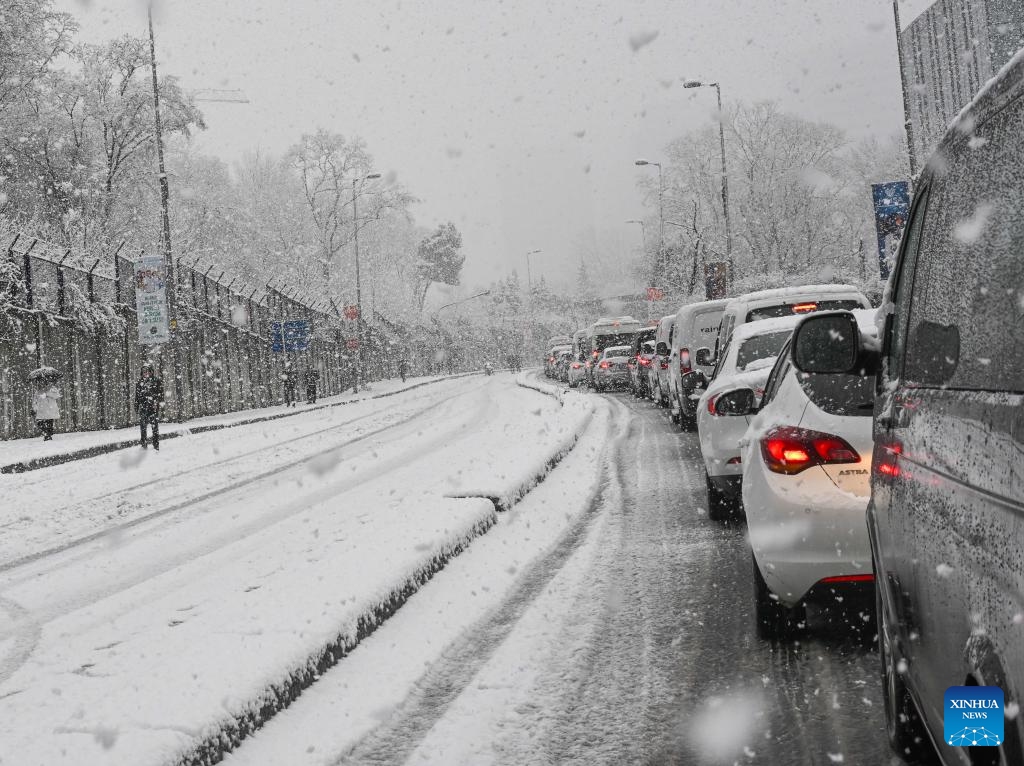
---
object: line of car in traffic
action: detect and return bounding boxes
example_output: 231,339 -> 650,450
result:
542,49 -> 1023,766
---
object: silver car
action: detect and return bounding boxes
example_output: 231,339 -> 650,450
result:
593,345 -> 631,391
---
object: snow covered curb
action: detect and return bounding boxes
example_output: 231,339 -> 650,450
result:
447,372 -> 594,511
0,372 -> 478,474
172,508 -> 495,766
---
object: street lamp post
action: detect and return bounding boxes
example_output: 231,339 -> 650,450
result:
351,171 -> 381,392
525,249 -> 542,289
683,79 -> 734,288
634,160 -> 664,281
431,290 -> 491,373
146,4 -> 185,418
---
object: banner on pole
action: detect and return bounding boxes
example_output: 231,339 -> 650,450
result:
871,181 -> 911,280
134,255 -> 170,345
269,319 -> 312,352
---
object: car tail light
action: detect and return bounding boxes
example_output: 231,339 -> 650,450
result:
707,393 -> 720,415
792,302 -> 818,314
679,348 -> 691,374
592,349 -> 600,358
760,426 -> 860,475
659,361 -> 669,370
819,574 -> 875,585
548,356 -> 555,363
598,360 -> 611,369
571,362 -> 581,369
638,357 -> 651,367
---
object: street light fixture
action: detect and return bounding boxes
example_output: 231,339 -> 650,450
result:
351,171 -> 382,392
525,249 -> 542,288
683,78 -> 733,288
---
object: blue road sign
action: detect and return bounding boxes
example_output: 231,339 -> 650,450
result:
270,319 -> 312,352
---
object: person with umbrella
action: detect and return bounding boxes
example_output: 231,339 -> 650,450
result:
29,367 -> 61,441
135,363 -> 165,450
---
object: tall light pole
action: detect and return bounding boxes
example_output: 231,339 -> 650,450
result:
525,249 -> 542,289
147,4 -> 184,417
683,79 -> 734,288
634,160 -> 664,278
351,171 -> 381,392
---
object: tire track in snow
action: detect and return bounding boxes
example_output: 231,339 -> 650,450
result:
0,380 -> 483,577
332,397 -> 629,766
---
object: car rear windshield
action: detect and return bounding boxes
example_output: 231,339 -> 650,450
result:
604,346 -> 630,358
746,299 -> 863,322
596,333 -> 636,352
737,331 -> 792,370
798,373 -> 875,417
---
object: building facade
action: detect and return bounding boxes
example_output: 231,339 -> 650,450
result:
902,0 -> 1024,164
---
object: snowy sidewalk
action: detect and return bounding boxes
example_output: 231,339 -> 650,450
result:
0,373 -> 471,474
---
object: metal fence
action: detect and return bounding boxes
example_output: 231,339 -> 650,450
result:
0,230 -> 405,441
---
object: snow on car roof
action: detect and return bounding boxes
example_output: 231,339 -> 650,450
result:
729,284 -> 864,305
731,313 -> 806,342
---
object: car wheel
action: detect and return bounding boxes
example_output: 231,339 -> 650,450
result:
878,577 -> 932,760
679,407 -> 697,432
752,553 -> 804,639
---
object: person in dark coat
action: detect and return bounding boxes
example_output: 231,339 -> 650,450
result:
398,358 -> 409,383
282,363 -> 297,407
303,366 -> 320,404
135,364 -> 165,450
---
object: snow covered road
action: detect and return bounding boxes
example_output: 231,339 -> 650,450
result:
226,385 -> 899,766
1,376 -> 898,765
0,374 -> 592,766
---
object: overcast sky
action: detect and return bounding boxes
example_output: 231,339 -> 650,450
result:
55,0 -> 933,292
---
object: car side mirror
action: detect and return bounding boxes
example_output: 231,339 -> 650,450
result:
791,312 -> 859,374
714,388 -> 756,416
656,342 -> 669,356
695,347 -> 713,367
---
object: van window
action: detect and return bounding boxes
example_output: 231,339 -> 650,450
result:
746,299 -> 864,322
887,184 -> 931,383
903,102 -> 1024,393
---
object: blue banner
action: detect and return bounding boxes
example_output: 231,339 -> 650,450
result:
269,319 -> 312,352
872,181 -> 911,280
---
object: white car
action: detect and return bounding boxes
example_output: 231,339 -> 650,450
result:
696,314 -> 806,520
740,309 -> 878,638
652,313 -> 676,407
708,284 -> 871,364
567,352 -> 588,388
592,345 -> 632,391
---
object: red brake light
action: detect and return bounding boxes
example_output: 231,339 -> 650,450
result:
638,357 -> 651,367
707,394 -> 719,415
760,426 -> 860,475
598,360 -> 611,369
592,349 -> 600,357
571,362 -> 581,369
659,361 -> 669,370
819,574 -> 875,585
792,302 -> 818,314
679,347 -> 691,374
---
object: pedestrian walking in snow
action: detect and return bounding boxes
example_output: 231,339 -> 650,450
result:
135,364 -> 165,450
303,366 -> 320,404
31,382 -> 61,440
398,358 -> 409,383
282,363 -> 297,407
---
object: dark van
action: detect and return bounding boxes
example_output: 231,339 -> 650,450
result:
793,53 -> 1024,765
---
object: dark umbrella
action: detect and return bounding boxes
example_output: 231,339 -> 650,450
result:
28,366 -> 62,383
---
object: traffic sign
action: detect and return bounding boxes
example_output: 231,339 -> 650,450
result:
270,319 -> 312,352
